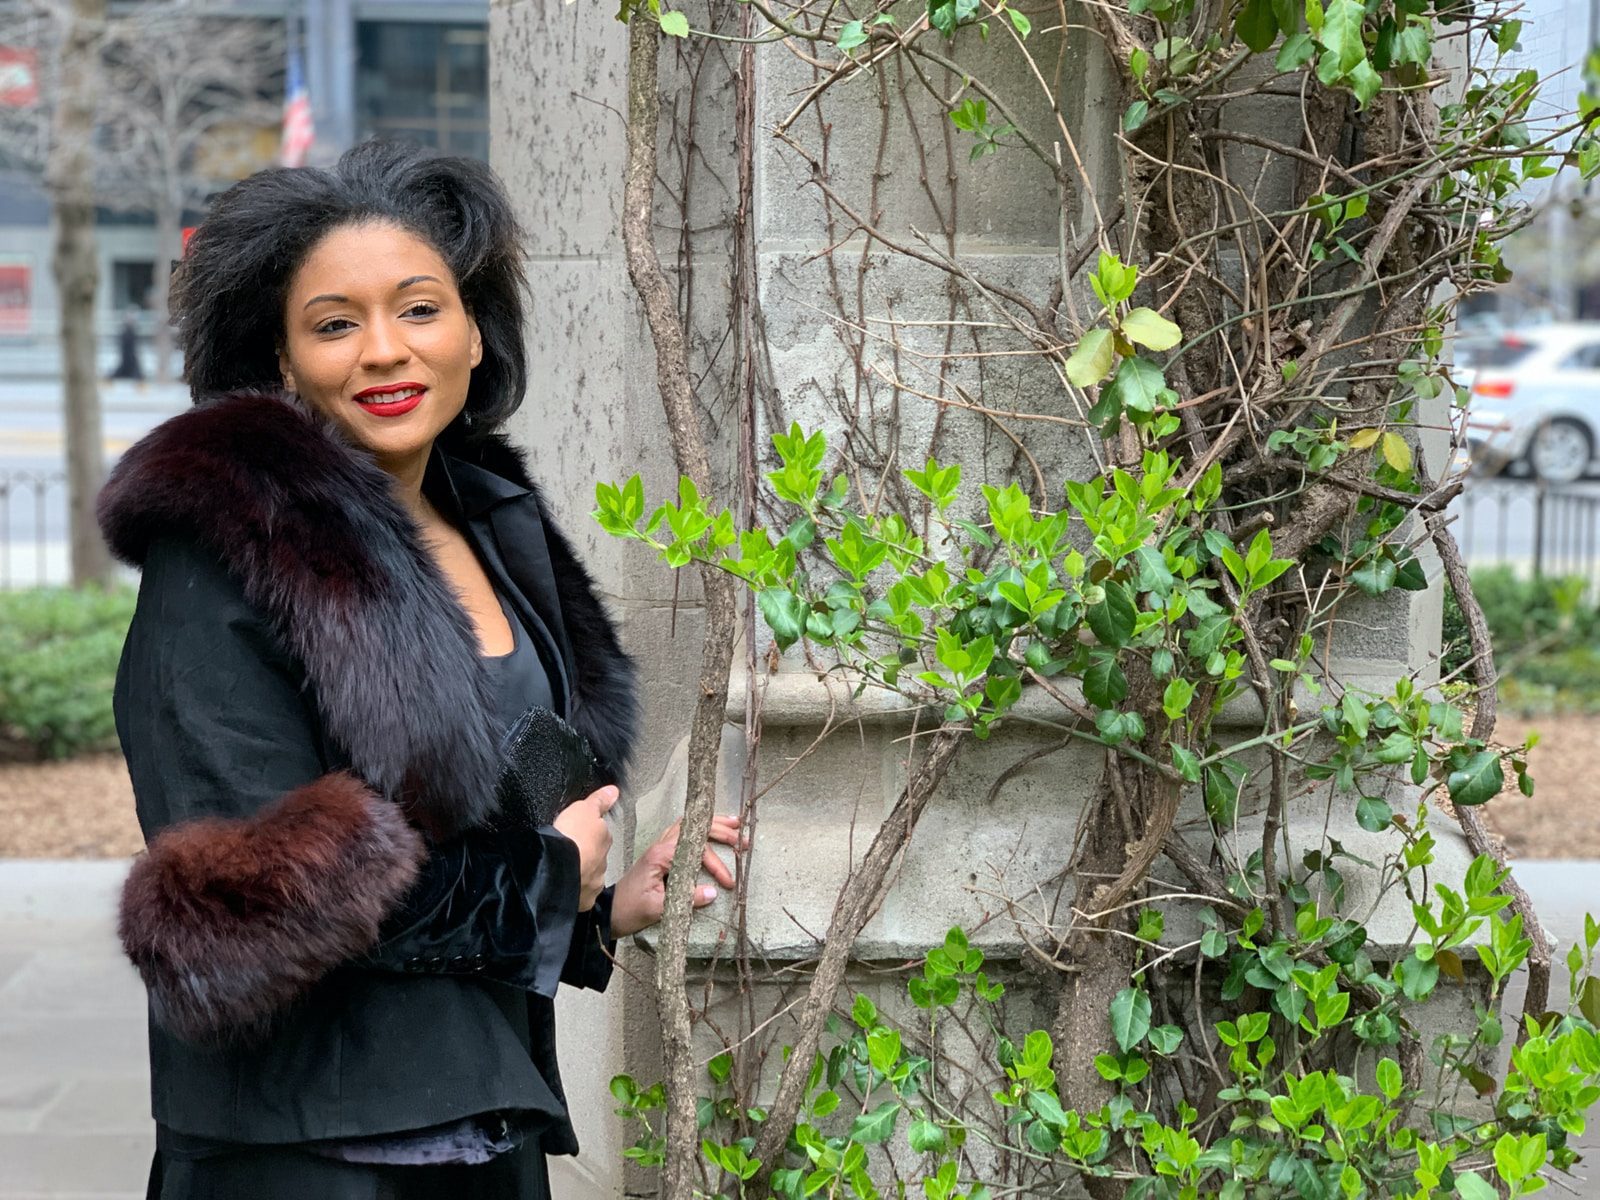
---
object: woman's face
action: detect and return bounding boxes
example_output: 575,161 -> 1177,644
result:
278,221 -> 482,473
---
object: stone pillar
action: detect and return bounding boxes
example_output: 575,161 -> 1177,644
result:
488,6 -> 1473,1195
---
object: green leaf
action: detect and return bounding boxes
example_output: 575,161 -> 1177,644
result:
1104,355 -> 1168,417
1121,307 -> 1183,351
1341,691 -> 1370,739
908,1118 -> 947,1153
1066,328 -> 1117,388
1133,545 -> 1173,596
1149,1024 -> 1184,1054
1401,952 -> 1439,1001
1346,57 -> 1382,106
1087,581 -> 1138,648
1448,751 -> 1505,807
852,993 -> 879,1028
1204,764 -> 1241,825
1455,1174 -> 1498,1200
1110,987 -> 1153,1052
1350,557 -> 1397,597
1084,654 -> 1130,708
659,9 -> 691,36
1579,976 -> 1600,1026
1162,677 -> 1195,721
1173,745 -> 1202,783
1276,30 -> 1316,69
1235,0 -> 1280,53
1007,7 -> 1032,36
1123,99 -> 1150,132
850,1100 -> 901,1144
836,19 -> 867,49
1318,0 -> 1366,76
1188,613 -> 1232,660
1376,1057 -> 1402,1100
1356,794 -> 1393,832
758,588 -> 807,650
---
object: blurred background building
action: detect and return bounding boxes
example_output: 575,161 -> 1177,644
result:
0,0 -> 489,381
1464,0 -> 1600,326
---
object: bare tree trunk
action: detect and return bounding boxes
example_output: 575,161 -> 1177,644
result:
621,17 -> 743,1199
46,0 -> 111,588
151,195 -> 181,382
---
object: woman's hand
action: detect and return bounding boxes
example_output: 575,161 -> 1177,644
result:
610,814 -> 743,938
552,785 -> 617,912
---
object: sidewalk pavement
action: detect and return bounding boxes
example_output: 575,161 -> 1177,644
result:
2,858 -> 1598,1198
0,862 -> 148,1200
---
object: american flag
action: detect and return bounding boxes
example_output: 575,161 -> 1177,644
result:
279,48 -> 314,168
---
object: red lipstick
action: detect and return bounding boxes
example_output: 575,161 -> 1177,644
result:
352,382 -> 426,417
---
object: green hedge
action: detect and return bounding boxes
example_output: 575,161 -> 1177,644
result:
0,587 -> 136,760
1444,567 -> 1600,709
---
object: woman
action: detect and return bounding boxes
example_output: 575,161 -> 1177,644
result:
98,141 -> 738,1198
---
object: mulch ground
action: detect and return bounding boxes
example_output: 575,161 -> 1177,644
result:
0,754 -> 143,858
1483,713 -> 1600,860
0,714 -> 1594,860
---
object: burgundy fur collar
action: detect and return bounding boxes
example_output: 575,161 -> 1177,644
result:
98,390 -> 637,838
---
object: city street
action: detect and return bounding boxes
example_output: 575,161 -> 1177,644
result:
0,381 -> 186,587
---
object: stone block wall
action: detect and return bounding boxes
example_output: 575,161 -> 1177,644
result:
488,3 -> 1474,1192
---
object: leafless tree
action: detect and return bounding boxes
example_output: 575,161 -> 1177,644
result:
97,5 -> 281,379
0,0 -> 280,586
0,0 -> 116,586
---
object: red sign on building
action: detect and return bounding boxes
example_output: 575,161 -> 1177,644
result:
0,48 -> 39,109
0,262 -> 31,334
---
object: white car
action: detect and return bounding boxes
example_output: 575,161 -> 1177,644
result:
1463,323 -> 1600,484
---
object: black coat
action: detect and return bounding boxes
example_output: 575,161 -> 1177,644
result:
97,391 -> 640,1157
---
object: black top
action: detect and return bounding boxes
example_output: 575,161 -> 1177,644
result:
484,592 -> 555,725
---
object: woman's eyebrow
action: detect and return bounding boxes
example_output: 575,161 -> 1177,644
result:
301,277 -> 440,310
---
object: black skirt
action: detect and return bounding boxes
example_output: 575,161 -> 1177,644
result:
144,1143 -> 552,1200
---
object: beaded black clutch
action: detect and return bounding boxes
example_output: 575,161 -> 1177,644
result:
494,705 -> 602,830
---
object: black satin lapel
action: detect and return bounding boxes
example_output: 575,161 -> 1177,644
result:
473,500 -> 576,718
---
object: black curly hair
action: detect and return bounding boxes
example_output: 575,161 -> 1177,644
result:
171,141 -> 528,436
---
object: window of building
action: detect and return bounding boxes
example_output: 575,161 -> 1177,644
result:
355,21 -> 488,160
111,260 -> 155,312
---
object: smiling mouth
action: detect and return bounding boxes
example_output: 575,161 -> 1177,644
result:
352,387 -> 422,406
353,385 -> 426,416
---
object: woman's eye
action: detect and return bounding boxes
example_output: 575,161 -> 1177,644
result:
403,302 -> 440,319
314,317 -> 355,335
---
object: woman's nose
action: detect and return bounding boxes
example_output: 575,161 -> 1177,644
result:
359,317 -> 411,368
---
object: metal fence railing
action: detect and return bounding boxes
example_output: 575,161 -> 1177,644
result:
4,469 -> 1596,592
0,469 -> 69,589
1455,480 -> 1600,588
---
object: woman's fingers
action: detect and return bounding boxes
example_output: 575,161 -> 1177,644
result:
650,814 -> 746,888
692,885 -> 719,908
590,785 -> 621,816
701,846 -> 736,888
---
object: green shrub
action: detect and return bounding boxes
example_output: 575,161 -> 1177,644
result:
1444,568 -> 1600,705
0,587 -> 136,760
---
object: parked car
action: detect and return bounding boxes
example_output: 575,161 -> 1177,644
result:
1463,323 -> 1600,484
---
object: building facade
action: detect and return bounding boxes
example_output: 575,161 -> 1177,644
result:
0,0 -> 489,379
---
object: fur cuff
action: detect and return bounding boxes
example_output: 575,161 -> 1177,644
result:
119,773 -> 425,1044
